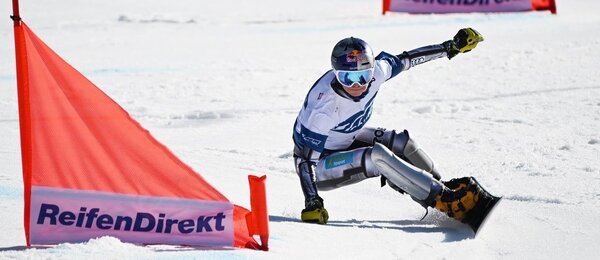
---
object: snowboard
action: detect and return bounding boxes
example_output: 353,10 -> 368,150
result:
462,190 -> 502,235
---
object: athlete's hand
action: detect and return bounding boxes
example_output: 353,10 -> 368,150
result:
444,28 -> 484,59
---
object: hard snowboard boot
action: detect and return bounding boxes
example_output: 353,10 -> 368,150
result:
301,196 -> 329,224
433,177 -> 500,232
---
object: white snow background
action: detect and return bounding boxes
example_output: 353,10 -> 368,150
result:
0,0 -> 599,259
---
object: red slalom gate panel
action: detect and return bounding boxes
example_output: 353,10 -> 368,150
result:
12,2 -> 268,250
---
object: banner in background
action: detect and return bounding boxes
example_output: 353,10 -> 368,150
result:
383,0 -> 557,14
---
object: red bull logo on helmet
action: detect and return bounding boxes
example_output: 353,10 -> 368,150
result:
346,49 -> 363,63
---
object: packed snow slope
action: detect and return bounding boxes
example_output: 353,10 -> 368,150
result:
1,0 -> 599,259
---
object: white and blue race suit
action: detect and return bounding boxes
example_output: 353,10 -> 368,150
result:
293,52 -> 401,156
293,44 -> 451,202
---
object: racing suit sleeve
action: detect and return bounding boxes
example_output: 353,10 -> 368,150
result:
375,41 -> 454,81
396,43 -> 450,71
293,93 -> 338,201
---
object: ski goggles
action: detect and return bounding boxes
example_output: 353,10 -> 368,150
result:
334,68 -> 374,87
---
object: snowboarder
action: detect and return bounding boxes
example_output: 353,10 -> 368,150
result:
292,28 -> 499,232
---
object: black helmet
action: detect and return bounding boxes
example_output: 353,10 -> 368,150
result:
331,37 -> 374,71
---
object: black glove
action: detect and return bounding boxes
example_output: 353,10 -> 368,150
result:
444,28 -> 484,59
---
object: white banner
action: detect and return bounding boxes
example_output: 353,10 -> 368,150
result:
30,186 -> 234,246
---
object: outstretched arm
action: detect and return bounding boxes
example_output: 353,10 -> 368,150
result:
397,28 -> 484,72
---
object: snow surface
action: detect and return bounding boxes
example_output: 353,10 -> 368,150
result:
1,0 -> 599,259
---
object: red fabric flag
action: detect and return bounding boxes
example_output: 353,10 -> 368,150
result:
14,21 -> 266,250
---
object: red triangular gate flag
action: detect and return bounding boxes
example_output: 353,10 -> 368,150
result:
532,0 -> 557,13
13,19 -> 267,250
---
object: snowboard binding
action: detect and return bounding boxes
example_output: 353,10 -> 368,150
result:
433,177 -> 501,233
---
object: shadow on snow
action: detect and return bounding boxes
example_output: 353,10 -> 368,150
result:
269,215 -> 473,242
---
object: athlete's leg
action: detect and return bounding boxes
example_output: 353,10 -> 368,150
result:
314,147 -> 377,191
354,127 -> 441,180
369,143 -> 500,230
